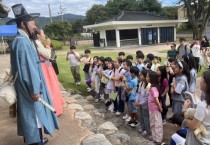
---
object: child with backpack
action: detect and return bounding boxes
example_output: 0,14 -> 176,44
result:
123,66 -> 139,126
80,49 -> 93,91
146,71 -> 163,144
151,56 -> 161,72
190,39 -> 202,72
157,66 -> 169,124
166,58 -> 176,108
136,53 -> 145,73
122,60 -> 133,122
102,60 -> 114,110
89,56 -> 101,103
183,54 -> 197,94
170,60 -> 190,114
112,58 -> 126,115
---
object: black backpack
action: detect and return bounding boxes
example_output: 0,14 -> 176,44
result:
83,58 -> 91,73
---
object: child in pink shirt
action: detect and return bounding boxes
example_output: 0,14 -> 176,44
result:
146,71 -> 163,144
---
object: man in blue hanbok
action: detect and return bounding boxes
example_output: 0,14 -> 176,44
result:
7,4 -> 59,145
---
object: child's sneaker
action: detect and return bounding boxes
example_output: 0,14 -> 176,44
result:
131,121 -> 140,127
105,100 -> 112,107
127,120 -> 134,125
116,112 -> 122,116
162,119 -> 166,125
125,116 -> 131,122
95,99 -> 99,103
141,131 -> 148,136
130,122 -> 135,127
77,82 -> 80,86
108,103 -> 114,111
100,94 -> 104,100
87,88 -> 92,92
122,114 -> 128,120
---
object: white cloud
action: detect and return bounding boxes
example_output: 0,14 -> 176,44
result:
3,0 -> 107,18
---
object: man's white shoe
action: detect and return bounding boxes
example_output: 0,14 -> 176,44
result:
122,114 -> 128,119
77,82 -> 80,86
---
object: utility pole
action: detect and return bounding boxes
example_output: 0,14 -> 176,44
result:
59,3 -> 65,21
48,3 -> 52,23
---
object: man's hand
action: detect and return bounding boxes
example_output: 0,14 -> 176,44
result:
32,94 -> 40,101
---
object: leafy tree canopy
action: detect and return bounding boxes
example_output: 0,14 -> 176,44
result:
85,0 -> 167,25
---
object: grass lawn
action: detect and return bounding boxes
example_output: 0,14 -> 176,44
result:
159,50 -> 168,54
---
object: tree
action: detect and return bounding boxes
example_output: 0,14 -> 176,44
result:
85,4 -> 108,25
180,0 -> 210,39
44,21 -> 72,39
139,0 -> 162,14
85,0 -> 163,25
160,6 -> 178,19
72,19 -> 84,34
105,0 -> 140,17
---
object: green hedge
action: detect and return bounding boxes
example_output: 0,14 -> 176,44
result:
51,40 -> 63,50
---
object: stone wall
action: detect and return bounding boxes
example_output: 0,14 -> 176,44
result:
107,41 -> 116,47
120,39 -> 139,46
77,40 -> 93,45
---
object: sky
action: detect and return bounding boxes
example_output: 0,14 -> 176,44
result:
4,0 -> 176,18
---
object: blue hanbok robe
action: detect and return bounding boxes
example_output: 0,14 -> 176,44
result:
10,29 -> 59,144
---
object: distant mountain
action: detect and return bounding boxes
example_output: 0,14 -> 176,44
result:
0,13 -> 86,27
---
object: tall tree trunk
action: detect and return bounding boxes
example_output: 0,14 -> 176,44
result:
192,23 -> 199,39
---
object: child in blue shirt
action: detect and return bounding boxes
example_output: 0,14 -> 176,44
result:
122,60 -> 132,121
123,66 -> 139,126
162,113 -> 187,145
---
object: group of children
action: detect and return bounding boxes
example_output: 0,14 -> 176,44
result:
67,44 -> 201,145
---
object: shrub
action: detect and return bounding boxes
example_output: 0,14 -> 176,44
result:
51,39 -> 63,50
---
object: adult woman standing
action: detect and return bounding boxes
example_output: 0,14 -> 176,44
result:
201,36 -> 210,69
35,28 -> 64,116
46,38 -> 59,75
167,43 -> 177,60
183,70 -> 210,145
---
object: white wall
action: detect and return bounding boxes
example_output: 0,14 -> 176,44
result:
99,30 -> 107,47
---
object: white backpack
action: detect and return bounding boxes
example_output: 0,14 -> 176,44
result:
0,69 -> 17,108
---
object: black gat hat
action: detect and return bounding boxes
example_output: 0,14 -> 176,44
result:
6,4 -> 40,24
